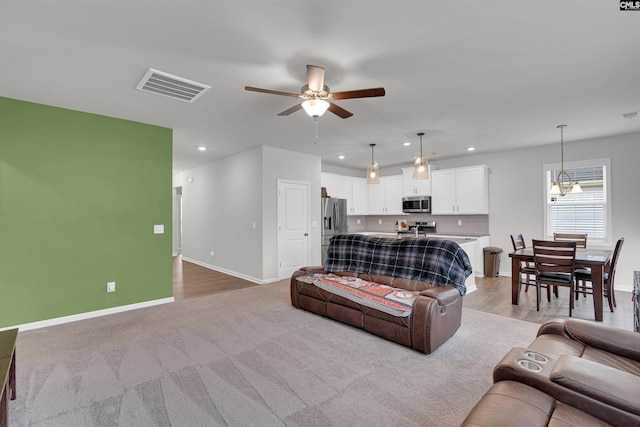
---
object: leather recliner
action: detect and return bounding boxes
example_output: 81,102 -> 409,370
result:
463,319 -> 640,426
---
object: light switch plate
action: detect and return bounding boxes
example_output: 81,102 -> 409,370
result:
154,224 -> 164,234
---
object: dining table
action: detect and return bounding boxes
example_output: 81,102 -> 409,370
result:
509,247 -> 612,321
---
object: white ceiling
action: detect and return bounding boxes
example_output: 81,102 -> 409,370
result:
1,1 -> 638,174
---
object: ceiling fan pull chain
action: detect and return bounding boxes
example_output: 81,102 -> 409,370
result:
314,118 -> 319,144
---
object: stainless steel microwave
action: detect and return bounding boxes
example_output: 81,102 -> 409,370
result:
402,196 -> 431,213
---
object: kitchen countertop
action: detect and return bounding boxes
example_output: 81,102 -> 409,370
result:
354,233 -> 475,245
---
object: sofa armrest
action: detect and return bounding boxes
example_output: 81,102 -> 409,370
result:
551,355 -> 640,416
419,286 -> 460,305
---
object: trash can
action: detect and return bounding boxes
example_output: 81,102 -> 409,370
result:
483,246 -> 503,277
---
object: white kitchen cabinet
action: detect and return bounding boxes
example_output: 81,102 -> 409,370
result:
431,165 -> 489,215
368,175 -> 403,215
402,166 -> 431,196
322,173 -> 369,215
350,177 -> 369,215
321,173 -> 342,198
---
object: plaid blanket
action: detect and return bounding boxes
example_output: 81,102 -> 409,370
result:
324,234 -> 472,295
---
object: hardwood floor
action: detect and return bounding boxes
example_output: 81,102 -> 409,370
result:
172,256 -> 258,300
173,256 -> 635,330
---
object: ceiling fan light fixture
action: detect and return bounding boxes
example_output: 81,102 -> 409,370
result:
412,132 -> 429,180
301,99 -> 330,118
366,144 -> 380,184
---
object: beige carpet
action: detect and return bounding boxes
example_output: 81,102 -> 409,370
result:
9,280 -> 539,426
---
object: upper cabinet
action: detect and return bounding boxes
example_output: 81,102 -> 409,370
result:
401,166 -> 431,196
350,177 -> 369,215
321,173 -> 369,215
431,165 -> 489,215
368,175 -> 404,215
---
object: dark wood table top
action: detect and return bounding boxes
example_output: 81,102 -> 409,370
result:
509,247 -> 611,267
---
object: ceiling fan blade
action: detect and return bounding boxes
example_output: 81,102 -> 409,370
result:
244,86 -> 300,98
327,102 -> 353,119
331,87 -> 386,100
277,103 -> 303,116
307,65 -> 325,92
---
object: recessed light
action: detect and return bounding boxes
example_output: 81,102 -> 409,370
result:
338,155 -> 345,159
467,147 -> 475,151
402,142 -> 411,146
198,146 -> 207,151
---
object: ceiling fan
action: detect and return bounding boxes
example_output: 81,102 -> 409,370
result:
245,65 -> 385,119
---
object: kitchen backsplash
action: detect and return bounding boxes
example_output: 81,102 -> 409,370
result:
347,214 -> 489,236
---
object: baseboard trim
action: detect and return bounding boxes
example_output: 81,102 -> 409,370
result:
0,297 -> 175,332
181,257 -> 274,285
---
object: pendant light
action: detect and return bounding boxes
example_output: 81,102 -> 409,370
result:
366,143 -> 380,184
550,124 -> 582,196
412,132 -> 429,180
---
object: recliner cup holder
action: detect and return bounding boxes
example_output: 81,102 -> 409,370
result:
517,359 -> 543,372
525,351 -> 548,363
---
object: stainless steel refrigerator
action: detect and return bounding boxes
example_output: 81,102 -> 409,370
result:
321,198 -> 348,264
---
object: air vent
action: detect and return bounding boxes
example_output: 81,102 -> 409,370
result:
136,68 -> 210,103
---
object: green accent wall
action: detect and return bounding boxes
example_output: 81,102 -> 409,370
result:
0,97 -> 173,327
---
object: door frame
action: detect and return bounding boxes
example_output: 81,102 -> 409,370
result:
277,179 -> 311,280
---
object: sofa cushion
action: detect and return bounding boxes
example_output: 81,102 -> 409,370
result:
297,272 -> 419,317
324,234 -> 472,295
461,380 -> 613,427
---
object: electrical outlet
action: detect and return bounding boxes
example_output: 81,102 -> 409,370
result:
210,251 -> 215,257
107,281 -> 116,293
458,220 -> 462,226
378,219 -> 382,225
356,219 -> 361,225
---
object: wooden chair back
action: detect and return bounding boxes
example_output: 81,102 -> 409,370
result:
532,240 -> 577,276
608,237 -> 625,286
510,234 -> 526,251
553,233 -> 587,248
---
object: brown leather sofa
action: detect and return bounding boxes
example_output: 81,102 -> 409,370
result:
290,267 -> 463,354
461,380 -> 614,427
462,319 -> 640,426
290,233 -> 472,354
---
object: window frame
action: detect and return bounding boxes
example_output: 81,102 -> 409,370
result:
542,157 -> 611,246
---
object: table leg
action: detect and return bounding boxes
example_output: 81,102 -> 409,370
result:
511,257 -> 521,305
9,352 -> 14,401
592,264 -> 604,322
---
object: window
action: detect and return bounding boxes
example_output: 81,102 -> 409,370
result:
543,158 -> 611,245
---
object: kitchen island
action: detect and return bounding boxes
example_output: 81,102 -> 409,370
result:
352,232 -> 477,293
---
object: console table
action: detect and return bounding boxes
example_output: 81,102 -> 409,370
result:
0,329 -> 17,427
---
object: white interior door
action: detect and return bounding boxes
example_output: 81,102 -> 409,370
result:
277,180 -> 309,279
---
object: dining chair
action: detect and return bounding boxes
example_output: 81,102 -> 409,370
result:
575,237 -> 624,312
532,240 -> 577,316
510,234 -> 536,293
553,233 -> 587,248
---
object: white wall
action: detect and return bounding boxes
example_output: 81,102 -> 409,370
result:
430,131 -> 640,291
173,146 -> 321,283
262,146 -> 322,280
